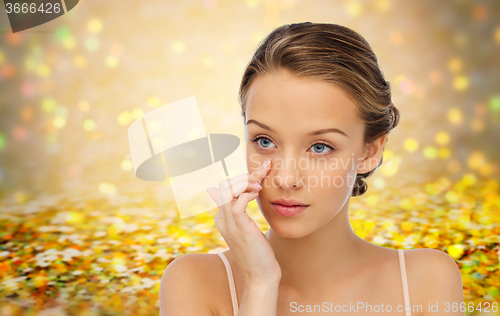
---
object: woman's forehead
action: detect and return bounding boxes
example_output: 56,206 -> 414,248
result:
245,73 -> 361,129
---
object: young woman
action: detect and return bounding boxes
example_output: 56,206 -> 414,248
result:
160,22 -> 464,316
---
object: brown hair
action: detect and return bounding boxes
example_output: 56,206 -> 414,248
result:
238,22 -> 400,197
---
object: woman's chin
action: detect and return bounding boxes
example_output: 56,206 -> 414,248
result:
266,219 -> 313,239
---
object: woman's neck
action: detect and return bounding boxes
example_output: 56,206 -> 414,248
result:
265,203 -> 372,298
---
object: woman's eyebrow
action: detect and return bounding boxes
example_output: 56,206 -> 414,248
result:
245,119 -> 349,138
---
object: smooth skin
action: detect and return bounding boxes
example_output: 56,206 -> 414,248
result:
160,69 -> 465,315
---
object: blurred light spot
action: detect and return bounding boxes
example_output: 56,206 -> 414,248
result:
447,57 -> 462,73
42,98 -> 56,113
354,209 -> 366,218
473,5 -> 487,20
36,64 -> 51,77
479,163 -> 493,176
404,138 -> 418,152
374,0 -> 391,12
438,147 -> 451,160
381,156 -> 400,176
87,19 -> 103,33
6,32 -> 22,46
423,146 -> 438,159
105,55 -> 119,68
74,55 -> 86,68
0,133 -> 6,150
121,159 -> 133,170
453,75 -> 469,90
467,151 -> 485,170
462,173 -> 477,186
201,54 -> 214,69
147,97 -> 161,108
447,160 -> 461,174
389,31 -> 403,45
62,37 -> 76,50
447,244 -> 465,260
373,177 -> 385,189
401,221 -> 413,232
85,37 -> 100,52
12,126 -> 27,141
99,183 -> 116,195
447,108 -> 463,125
53,117 -> 66,129
131,109 -> 144,120
13,191 -> 28,205
0,50 -> 4,64
382,149 -> 393,160
117,112 -> 132,125
366,194 -> 378,205
399,78 -> 414,95
83,119 -> 96,131
79,100 -> 90,111
1,64 -> 16,79
55,27 -> 70,41
495,26 -> 500,43
470,119 -> 484,132
435,131 -> 450,145
171,41 -> 186,54
345,1 -> 363,17
204,0 -> 217,9
489,95 -> 500,112
21,81 -> 36,97
67,211 -> 84,224
363,220 -> 375,231
429,70 -> 442,84
423,235 -> 439,248
246,0 -> 258,8
21,106 -> 33,122
445,190 -> 460,204
382,219 -> 394,230
110,43 -> 124,58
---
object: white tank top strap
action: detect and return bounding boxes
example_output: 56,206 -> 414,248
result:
217,251 -> 239,316
398,249 -> 412,316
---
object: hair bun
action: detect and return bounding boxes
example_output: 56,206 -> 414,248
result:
353,175 -> 368,197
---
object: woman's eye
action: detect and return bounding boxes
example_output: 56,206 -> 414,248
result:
255,137 -> 276,148
252,137 -> 335,155
310,143 -> 333,154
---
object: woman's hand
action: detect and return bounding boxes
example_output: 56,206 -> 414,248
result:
206,158 -> 282,285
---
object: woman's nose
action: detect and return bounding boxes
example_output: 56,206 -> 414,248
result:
271,156 -> 304,189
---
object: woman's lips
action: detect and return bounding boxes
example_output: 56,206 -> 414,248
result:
271,203 -> 309,217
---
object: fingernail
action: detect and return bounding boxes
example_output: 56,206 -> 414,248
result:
263,159 -> 271,168
253,181 -> 262,189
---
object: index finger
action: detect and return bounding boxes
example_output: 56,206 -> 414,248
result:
250,158 -> 272,184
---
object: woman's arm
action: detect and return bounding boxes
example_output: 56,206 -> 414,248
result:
238,279 -> 280,315
416,249 -> 465,316
159,254 -> 215,316
159,254 -> 281,316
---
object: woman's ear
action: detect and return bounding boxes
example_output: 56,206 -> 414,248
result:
357,135 -> 387,174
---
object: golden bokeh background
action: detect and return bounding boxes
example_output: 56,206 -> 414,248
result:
0,0 -> 499,315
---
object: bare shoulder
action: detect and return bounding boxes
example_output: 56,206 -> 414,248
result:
160,253 -> 225,316
403,249 -> 465,315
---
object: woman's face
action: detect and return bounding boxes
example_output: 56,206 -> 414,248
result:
245,69 -> 380,238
